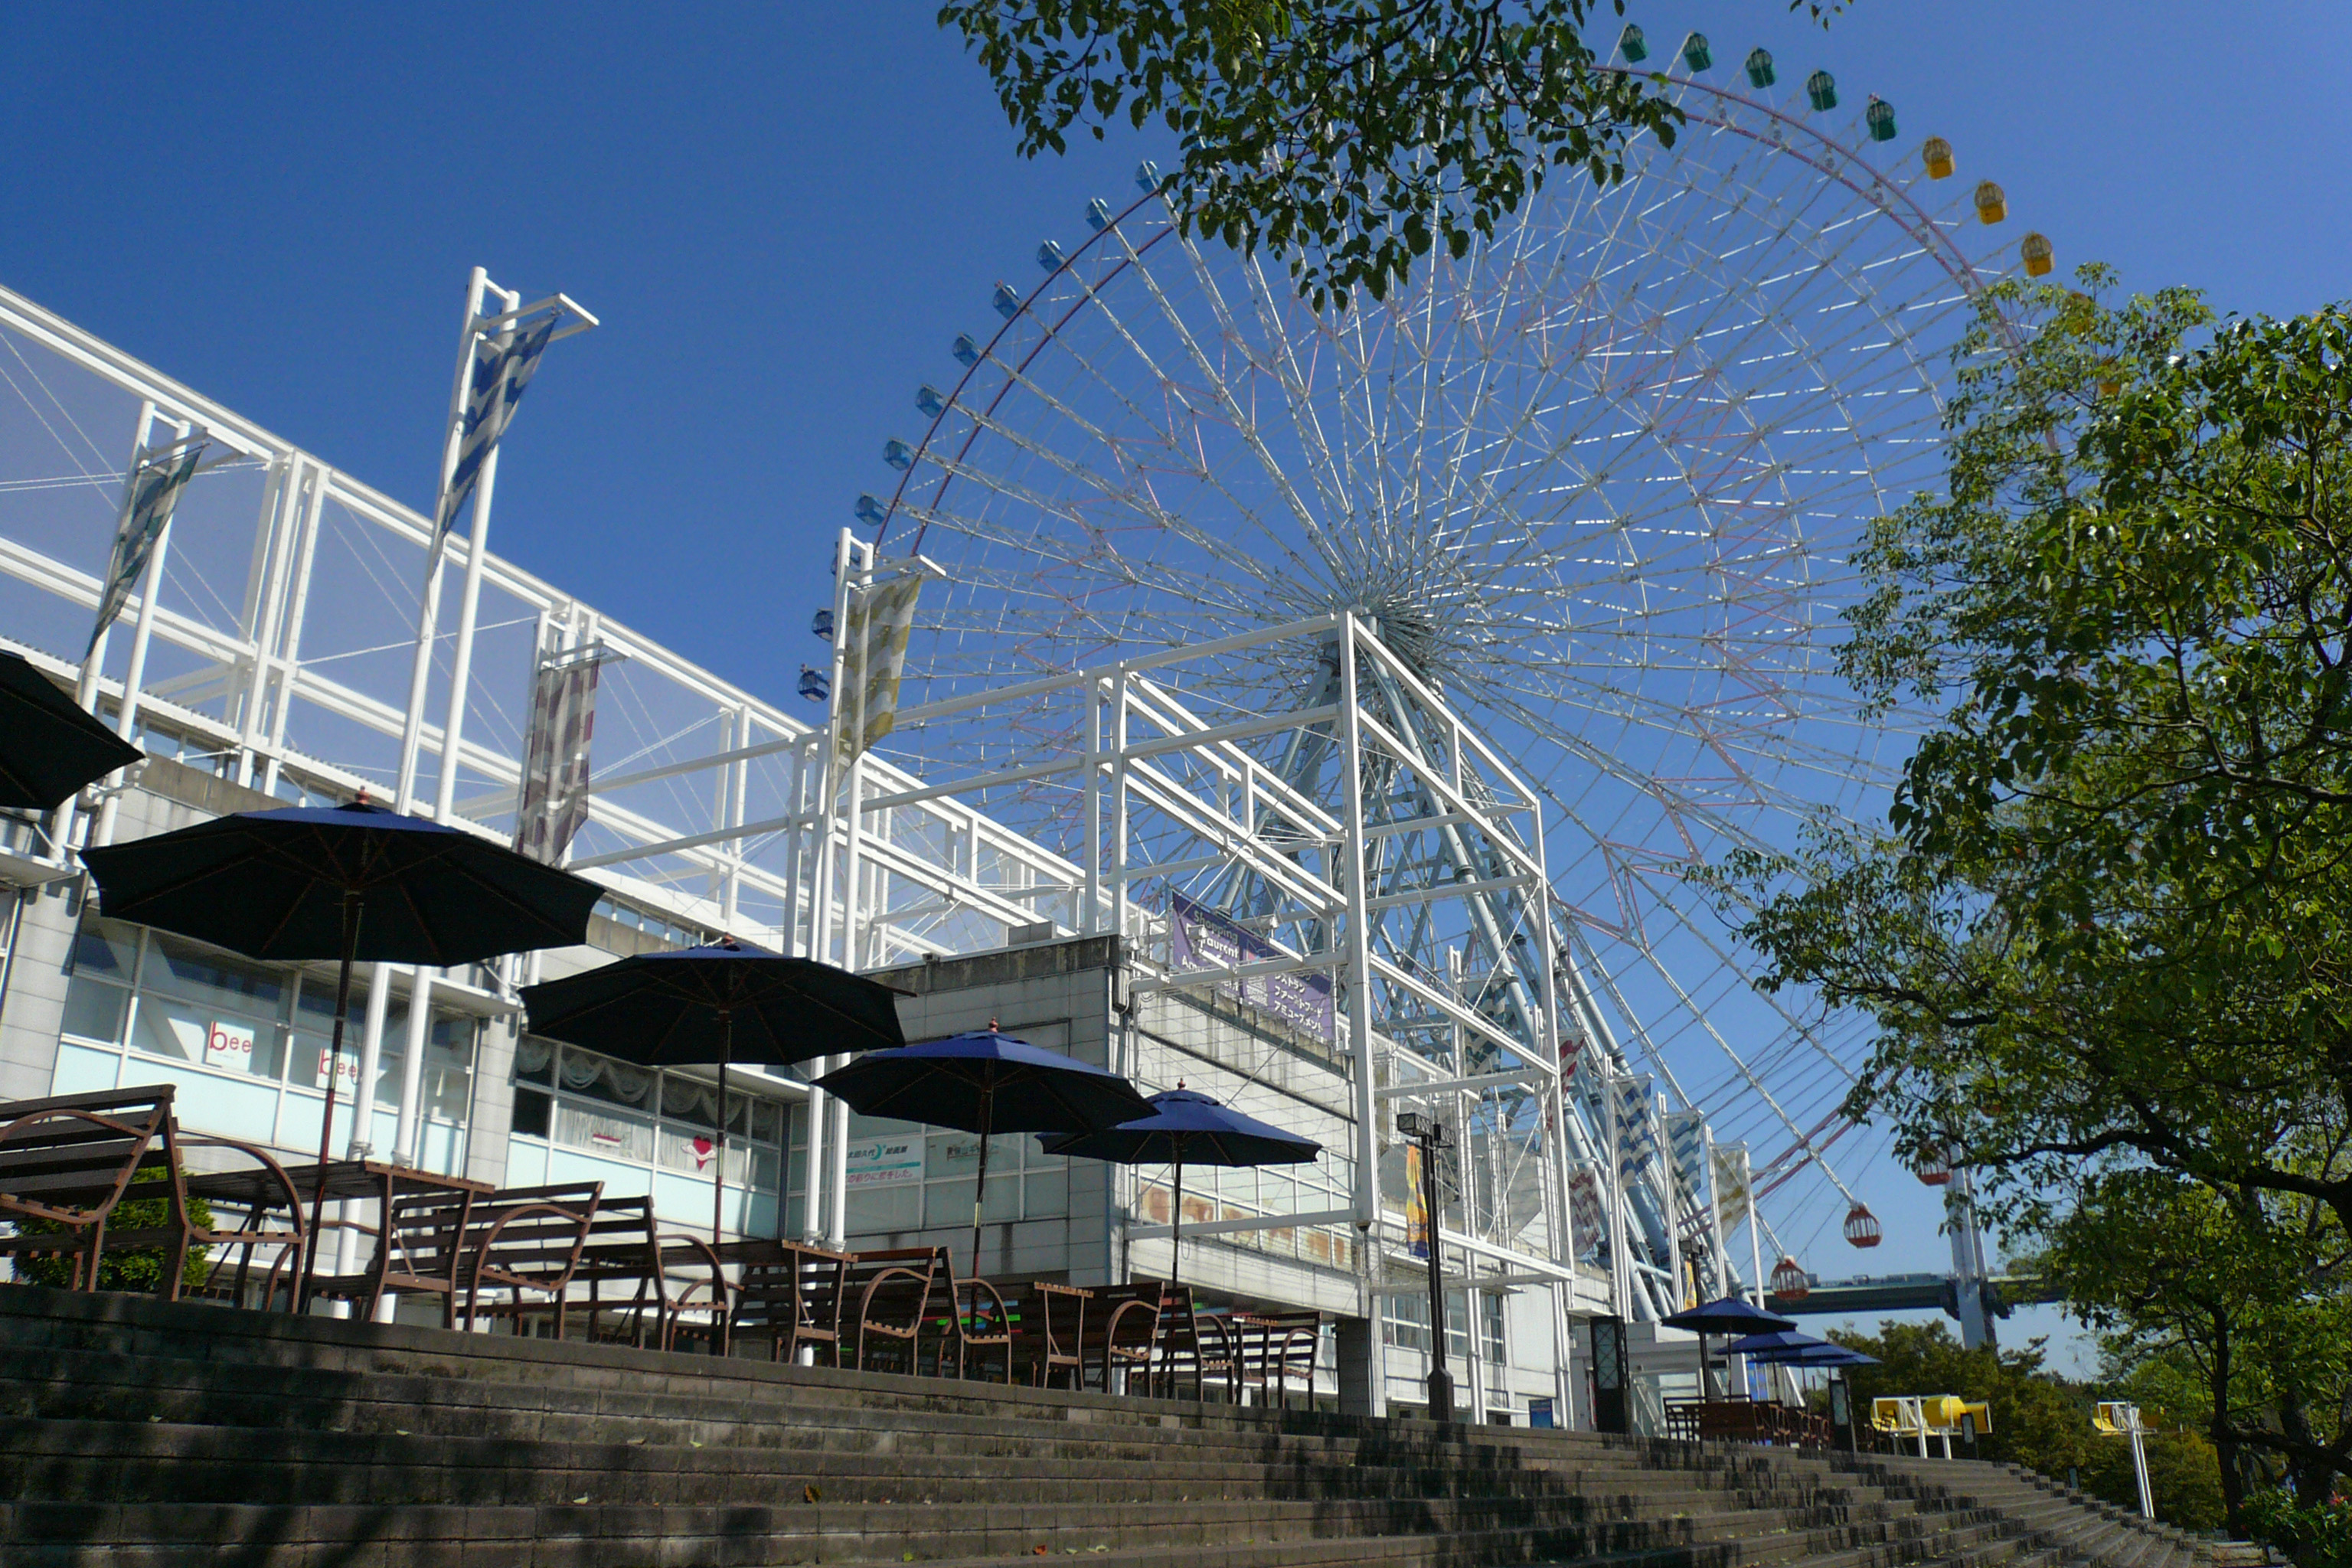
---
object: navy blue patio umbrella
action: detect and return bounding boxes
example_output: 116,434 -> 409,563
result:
0,651 -> 141,811
1040,1085 -> 1321,1287
81,797 -> 603,1303
814,1026 -> 1152,1279
1723,1328 -> 1838,1363
1661,1295 -> 1799,1398
520,938 -> 907,1242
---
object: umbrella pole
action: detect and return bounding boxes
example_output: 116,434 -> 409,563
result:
714,1013 -> 732,1250
1168,1152 -> 1183,1291
969,1084 -> 992,1289
299,890 -> 361,1315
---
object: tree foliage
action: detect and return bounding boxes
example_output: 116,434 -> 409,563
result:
17,1167 -> 211,1295
1716,272 -> 2352,1233
938,1 -> 1841,309
1710,271 -> 2352,1517
2039,1171 -> 2352,1523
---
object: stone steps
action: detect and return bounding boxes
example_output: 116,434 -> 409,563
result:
0,1283 -> 2196,1568
4,1422 -> 1914,1513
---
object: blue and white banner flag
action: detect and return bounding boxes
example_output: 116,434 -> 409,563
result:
437,309 -> 559,538
834,572 -> 923,766
1664,1109 -> 1709,1207
1614,1074 -> 1658,1183
90,437 -> 207,653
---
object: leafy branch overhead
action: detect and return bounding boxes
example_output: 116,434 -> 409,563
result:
939,2 -> 1844,310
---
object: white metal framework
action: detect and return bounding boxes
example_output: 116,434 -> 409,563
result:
0,281 -> 1086,1206
856,65 -> 2042,1282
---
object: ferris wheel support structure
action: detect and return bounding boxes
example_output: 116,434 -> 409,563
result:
854,54 -> 2056,1358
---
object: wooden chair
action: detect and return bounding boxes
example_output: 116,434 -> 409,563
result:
1005,1281 -> 1088,1390
0,1086 -> 187,1296
1148,1285 -> 1238,1401
569,1195 -> 727,1351
725,1241 -> 851,1365
841,1246 -> 939,1375
458,1181 -> 602,1337
934,1256 -> 1016,1384
1238,1310 -> 1325,1409
307,1186 -> 479,1325
1079,1282 -> 1161,1396
248,1215 -> 374,1314
175,1134 -> 310,1310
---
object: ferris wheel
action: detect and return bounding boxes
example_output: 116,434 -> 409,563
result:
854,38 -> 2048,1274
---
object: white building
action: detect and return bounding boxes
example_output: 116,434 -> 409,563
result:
0,278 -> 1746,1423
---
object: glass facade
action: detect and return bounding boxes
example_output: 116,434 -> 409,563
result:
838,1111 -> 1068,1235
57,914 -> 479,1168
508,1036 -> 799,1237
1382,1285 -> 1508,1371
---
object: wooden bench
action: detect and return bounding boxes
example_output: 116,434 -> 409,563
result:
0,1086 -> 186,1295
723,1239 -> 853,1365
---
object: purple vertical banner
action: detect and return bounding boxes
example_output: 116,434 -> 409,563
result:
1166,890 -> 1335,1041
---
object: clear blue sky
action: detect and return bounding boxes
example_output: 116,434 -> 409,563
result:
8,2 -> 2344,1371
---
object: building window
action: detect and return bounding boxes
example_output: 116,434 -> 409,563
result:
835,1111 -> 1063,1236
510,1035 -> 789,1198
58,915 -> 479,1158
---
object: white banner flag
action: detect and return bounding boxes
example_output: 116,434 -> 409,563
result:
1713,1142 -> 1753,1233
835,573 -> 921,767
514,652 -> 600,863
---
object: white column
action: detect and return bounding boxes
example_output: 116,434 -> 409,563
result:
1604,1070 -> 1631,1319
1334,612 -> 1385,1417
260,466 -> 330,799
1109,668 -> 1129,942
1082,676 -> 1102,933
233,456 -> 302,789
802,528 -> 856,1241
825,1091 -> 848,1248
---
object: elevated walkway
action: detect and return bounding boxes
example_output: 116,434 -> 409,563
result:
0,1284 -> 2220,1568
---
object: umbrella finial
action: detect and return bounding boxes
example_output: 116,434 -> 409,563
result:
988,1018 -> 998,1031
355,787 -> 370,805
1177,1079 -> 1185,1089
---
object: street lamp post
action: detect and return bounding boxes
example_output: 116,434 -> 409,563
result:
1396,1110 -> 1455,1423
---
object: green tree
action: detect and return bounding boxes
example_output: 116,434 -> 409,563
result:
1710,273 -> 2352,1518
2040,1171 -> 2352,1524
938,1 -> 1843,310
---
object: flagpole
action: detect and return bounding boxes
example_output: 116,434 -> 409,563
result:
60,401 -> 158,858
830,536 -> 874,1249
388,279 -> 523,1174
802,525 -> 856,1243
